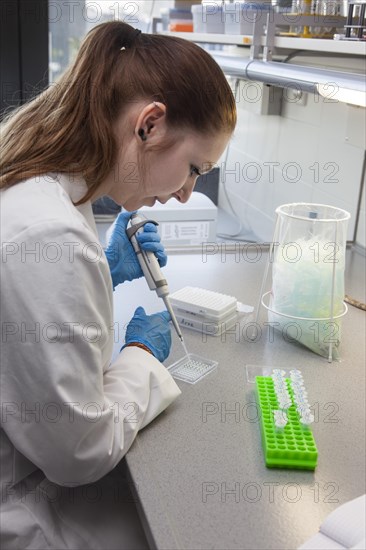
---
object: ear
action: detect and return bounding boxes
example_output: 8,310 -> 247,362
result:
134,102 -> 167,144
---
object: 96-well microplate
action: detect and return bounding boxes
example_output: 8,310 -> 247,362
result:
167,354 -> 218,384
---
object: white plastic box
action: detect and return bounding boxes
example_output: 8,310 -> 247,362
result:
169,286 -> 239,336
191,3 -> 225,33
170,286 -> 238,319
191,4 -> 206,33
224,2 -> 271,35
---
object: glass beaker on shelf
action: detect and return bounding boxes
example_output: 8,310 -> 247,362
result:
290,0 -> 315,35
311,0 -> 345,37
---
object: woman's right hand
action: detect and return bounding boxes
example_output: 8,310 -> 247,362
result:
105,212 -> 167,290
123,306 -> 172,362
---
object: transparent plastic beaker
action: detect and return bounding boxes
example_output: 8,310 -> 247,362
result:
255,203 -> 350,362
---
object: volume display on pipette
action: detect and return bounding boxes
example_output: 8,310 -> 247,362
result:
126,213 -> 184,344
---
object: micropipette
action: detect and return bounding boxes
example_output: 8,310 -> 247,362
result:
126,212 -> 188,354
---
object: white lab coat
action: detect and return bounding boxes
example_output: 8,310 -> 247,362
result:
0,173 -> 181,549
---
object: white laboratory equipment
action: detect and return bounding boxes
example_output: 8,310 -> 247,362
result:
191,3 -> 225,33
138,192 -> 217,247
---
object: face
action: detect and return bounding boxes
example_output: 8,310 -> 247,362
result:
128,132 -> 229,211
101,103 -> 230,211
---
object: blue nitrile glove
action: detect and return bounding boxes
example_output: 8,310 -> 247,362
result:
123,306 -> 172,362
105,211 -> 167,289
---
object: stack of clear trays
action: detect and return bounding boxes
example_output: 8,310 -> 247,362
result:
167,353 -> 218,384
169,286 -> 238,336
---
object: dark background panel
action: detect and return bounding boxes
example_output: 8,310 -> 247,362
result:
1,0 -> 48,119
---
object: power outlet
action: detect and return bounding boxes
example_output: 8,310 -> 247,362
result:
283,89 -> 308,106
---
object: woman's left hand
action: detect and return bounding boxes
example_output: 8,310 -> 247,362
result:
105,211 -> 167,289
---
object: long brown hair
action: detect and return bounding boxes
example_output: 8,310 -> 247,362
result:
0,22 -> 236,204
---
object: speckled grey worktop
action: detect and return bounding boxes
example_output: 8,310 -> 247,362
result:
113,247 -> 366,550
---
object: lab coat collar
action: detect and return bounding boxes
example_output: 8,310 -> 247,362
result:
53,172 -> 99,238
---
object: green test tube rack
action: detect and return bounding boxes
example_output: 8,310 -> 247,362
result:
255,375 -> 318,470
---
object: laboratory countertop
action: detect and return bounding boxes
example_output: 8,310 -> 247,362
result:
113,247 -> 366,550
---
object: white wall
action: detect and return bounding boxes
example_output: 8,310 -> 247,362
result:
219,56 -> 366,246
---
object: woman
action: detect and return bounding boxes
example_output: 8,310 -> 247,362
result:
0,22 -> 236,549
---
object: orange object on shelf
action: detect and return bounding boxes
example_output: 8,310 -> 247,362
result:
169,23 -> 193,32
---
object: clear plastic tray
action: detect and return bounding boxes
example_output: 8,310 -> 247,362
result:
167,353 -> 218,384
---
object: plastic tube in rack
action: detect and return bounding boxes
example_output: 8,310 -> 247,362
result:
273,409 -> 288,429
300,411 -> 315,426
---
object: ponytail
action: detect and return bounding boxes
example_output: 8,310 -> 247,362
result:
0,22 -> 236,202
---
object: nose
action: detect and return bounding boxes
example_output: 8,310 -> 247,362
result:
174,177 -> 197,204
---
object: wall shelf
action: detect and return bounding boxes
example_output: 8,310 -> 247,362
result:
158,31 -> 366,56
155,13 -> 365,107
